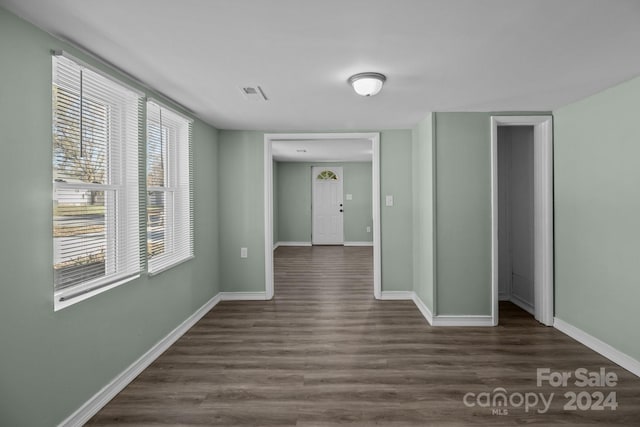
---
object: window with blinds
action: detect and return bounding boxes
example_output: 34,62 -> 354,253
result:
52,52 -> 142,310
146,101 -> 193,274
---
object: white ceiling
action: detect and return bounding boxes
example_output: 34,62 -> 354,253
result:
272,139 -> 372,162
3,0 -> 640,131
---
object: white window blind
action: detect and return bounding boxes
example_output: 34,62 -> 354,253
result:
146,100 -> 193,274
52,52 -> 142,309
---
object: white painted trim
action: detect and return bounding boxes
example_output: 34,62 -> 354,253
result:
57,293 -> 222,427
554,318 -> 640,378
275,241 -> 312,247
490,116 -> 554,327
344,241 -> 374,247
498,293 -> 511,301
372,134 -> 381,300
273,242 -> 280,250
410,292 -> 492,327
412,292 -> 434,325
510,294 -> 535,315
432,315 -> 495,327
264,137 -> 274,300
379,291 -> 414,300
54,274 -> 140,311
220,292 -> 268,301
264,133 -> 381,300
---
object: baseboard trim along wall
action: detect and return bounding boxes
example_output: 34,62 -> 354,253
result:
219,292 -> 269,301
275,241 -> 312,247
379,291 -> 415,300
509,294 -> 534,315
554,317 -> 640,378
344,241 -> 374,247
58,293 -> 223,427
384,291 -> 494,327
412,292 -> 494,326
411,292 -> 434,325
431,315 -> 495,327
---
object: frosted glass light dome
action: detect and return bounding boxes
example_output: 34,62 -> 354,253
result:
348,72 -> 386,96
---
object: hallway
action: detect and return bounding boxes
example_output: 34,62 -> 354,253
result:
88,246 -> 640,425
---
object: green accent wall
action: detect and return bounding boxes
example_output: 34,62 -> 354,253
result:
275,162 -> 373,243
342,163 -> 374,242
218,130 -> 413,293
218,131 -> 266,292
554,75 -> 640,361
434,112 -> 492,315
0,8 -> 220,426
380,130 -> 414,291
412,113 -> 435,311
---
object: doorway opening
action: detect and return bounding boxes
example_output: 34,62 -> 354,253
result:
264,133 -> 381,300
497,125 -> 535,317
491,116 -> 553,326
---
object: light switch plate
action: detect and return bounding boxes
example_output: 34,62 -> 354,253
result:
385,195 -> 393,206
346,194 -> 353,200
240,247 -> 248,258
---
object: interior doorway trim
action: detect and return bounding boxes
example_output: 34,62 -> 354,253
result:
490,116 -> 553,326
264,132 -> 381,300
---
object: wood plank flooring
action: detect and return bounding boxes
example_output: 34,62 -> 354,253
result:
88,246 -> 640,426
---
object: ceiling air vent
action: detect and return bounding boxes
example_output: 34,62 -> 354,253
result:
239,85 -> 268,101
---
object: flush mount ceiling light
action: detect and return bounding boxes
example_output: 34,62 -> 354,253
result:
348,72 -> 386,96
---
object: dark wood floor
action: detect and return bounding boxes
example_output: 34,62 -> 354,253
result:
88,246 -> 640,426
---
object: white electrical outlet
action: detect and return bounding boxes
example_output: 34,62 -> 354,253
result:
385,195 -> 394,206
240,247 -> 248,258
366,226 -> 371,233
346,194 -> 353,200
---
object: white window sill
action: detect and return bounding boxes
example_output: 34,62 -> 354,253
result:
54,273 -> 140,312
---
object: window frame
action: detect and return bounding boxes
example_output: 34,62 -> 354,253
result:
52,51 -> 143,311
145,99 -> 194,275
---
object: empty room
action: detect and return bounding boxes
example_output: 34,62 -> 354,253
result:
1,1 -> 640,425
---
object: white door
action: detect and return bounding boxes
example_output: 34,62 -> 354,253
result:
312,166 -> 344,245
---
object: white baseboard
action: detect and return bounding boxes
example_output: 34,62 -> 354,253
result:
344,241 -> 374,247
554,318 -> 640,378
510,294 -> 534,315
412,292 -> 434,325
273,242 -> 280,250
498,293 -> 511,301
276,241 -> 312,247
410,291 -> 493,326
58,293 -> 222,427
431,315 -> 495,327
379,291 -> 414,300
220,291 -> 268,301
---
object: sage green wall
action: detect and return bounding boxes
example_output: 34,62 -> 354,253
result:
218,131 -> 266,292
275,162 -> 373,243
554,75 -> 640,361
343,162 -> 374,242
412,113 -> 435,311
434,112 -> 492,315
0,8 -> 220,426
380,130 -> 414,291
218,130 -> 413,293
276,162 -> 312,242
